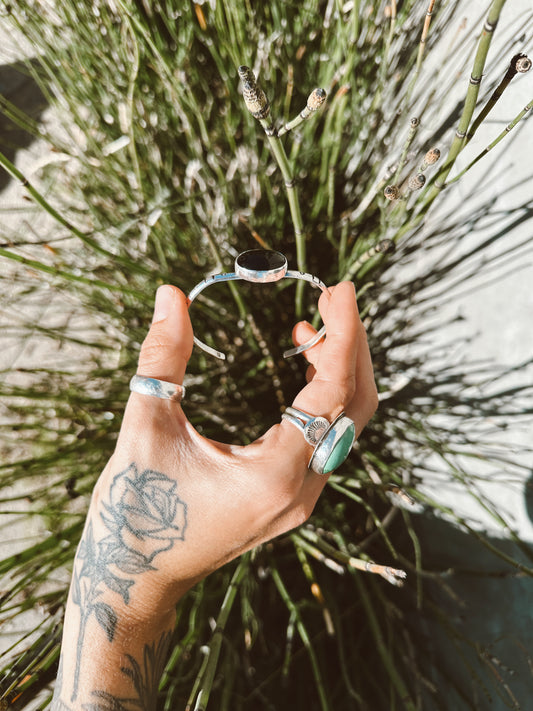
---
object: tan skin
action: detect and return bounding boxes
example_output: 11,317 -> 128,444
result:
51,281 -> 378,710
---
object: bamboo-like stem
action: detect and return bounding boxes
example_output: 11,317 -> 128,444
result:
202,227 -> 248,322
392,117 -> 420,185
277,87 -> 326,137
464,53 -> 531,146
353,574 -> 417,710
426,0 -> 508,196
0,150 -> 151,277
238,65 -> 315,317
342,239 -> 395,281
328,480 -> 398,557
191,556 -> 249,711
271,566 -> 331,711
348,164 -> 397,226
295,529 -> 406,586
448,95 -> 533,184
404,0 -> 437,107
416,0 -> 437,74
281,610 -> 297,682
294,541 -> 335,635
400,509 -> 423,609
370,0 -> 397,111
290,532 -> 346,575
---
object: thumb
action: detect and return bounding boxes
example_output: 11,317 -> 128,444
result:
137,285 -> 193,384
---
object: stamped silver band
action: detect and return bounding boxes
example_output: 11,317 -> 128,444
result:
282,406 -> 356,475
282,406 -> 330,444
129,374 -> 186,402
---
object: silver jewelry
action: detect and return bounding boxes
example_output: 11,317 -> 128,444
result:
282,406 -> 356,475
129,374 -> 186,402
187,249 -> 327,360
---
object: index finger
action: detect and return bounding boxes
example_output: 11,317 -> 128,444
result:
291,281 -> 359,419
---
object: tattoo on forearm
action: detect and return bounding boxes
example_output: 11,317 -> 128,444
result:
67,463 -> 187,703
82,629 -> 173,711
53,630 -> 172,711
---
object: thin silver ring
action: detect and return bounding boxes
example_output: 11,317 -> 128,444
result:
187,250 -> 327,360
129,374 -> 186,402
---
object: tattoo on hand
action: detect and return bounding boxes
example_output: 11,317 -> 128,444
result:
69,463 -> 187,702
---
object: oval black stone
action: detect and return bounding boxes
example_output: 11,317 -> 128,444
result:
236,249 -> 286,273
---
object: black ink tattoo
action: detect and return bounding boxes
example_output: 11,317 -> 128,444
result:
80,629 -> 173,711
69,463 -> 187,702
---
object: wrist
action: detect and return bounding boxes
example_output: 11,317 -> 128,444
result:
53,591 -> 177,710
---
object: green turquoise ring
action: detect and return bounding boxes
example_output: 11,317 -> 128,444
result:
282,406 -> 356,475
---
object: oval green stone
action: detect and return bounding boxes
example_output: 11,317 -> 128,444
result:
323,423 -> 355,474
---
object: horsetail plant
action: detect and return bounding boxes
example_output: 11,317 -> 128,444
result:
1,0 -> 533,709
238,65 -> 326,317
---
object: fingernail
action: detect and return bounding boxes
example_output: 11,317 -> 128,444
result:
152,285 -> 174,323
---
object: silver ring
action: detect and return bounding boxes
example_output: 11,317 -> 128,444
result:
282,406 -> 356,475
129,374 -> 186,402
187,249 -> 327,360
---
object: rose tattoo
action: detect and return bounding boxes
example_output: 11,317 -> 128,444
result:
101,465 -> 187,564
71,463 -> 187,701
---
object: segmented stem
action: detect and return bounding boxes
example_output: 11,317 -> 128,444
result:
448,95 -> 533,184
271,567 -> 330,711
428,0 -> 508,194
342,239 -> 395,282
392,117 -> 420,184
465,53 -> 531,146
404,0 -> 437,106
277,87 -> 326,137
238,65 -> 309,317
191,556 -> 249,711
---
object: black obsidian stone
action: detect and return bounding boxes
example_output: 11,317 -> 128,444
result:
236,250 -> 286,273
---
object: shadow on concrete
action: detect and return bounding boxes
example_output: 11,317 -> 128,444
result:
0,59 -> 48,192
408,512 -> 533,711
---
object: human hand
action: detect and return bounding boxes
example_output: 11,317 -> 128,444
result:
54,280 -> 377,709
110,281 -> 376,596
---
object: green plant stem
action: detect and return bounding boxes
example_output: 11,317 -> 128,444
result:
370,0 -> 397,112
392,118 -> 420,185
328,480 -> 398,558
277,101 -> 319,137
353,573 -> 417,711
400,509 -> 423,609
427,0 -> 508,196
404,0 -> 437,108
260,118 -> 306,317
270,566 -> 330,711
202,228 -> 247,321
464,54 -> 527,146
123,14 -> 144,206
0,246 -> 143,297
447,96 -> 533,184
326,95 -> 347,248
192,556 -> 249,711
0,150 -> 151,278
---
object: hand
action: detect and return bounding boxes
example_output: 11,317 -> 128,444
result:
53,280 -> 377,709
111,281 -> 376,594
